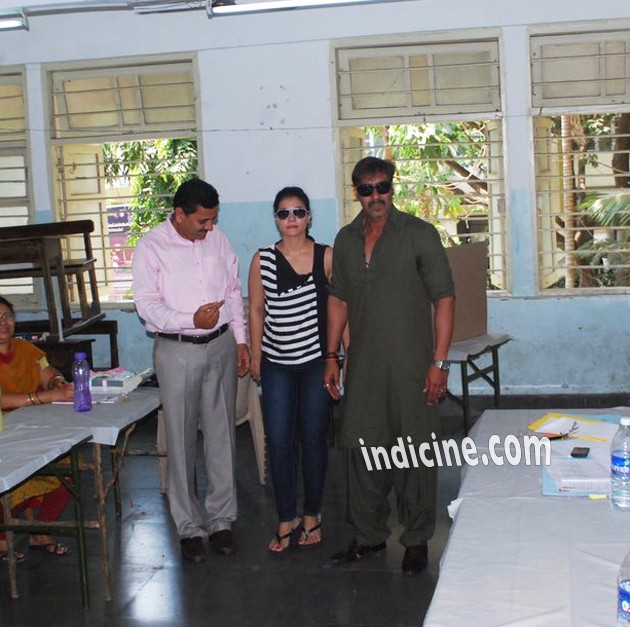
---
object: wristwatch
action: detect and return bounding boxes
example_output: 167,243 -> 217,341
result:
432,359 -> 451,372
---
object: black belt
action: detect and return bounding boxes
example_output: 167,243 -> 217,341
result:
155,324 -> 229,344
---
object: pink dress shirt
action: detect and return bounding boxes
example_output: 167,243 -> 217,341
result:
132,216 -> 247,344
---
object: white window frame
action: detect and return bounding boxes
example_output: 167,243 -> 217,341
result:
0,68 -> 36,304
48,56 -> 200,306
333,35 -> 507,291
531,32 -> 630,293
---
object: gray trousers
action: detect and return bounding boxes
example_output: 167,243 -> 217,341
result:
345,448 -> 437,548
154,331 -> 238,539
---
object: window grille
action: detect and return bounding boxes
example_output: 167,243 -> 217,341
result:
50,60 -> 199,303
0,70 -> 32,299
336,40 -> 501,121
335,38 -> 506,289
50,60 -> 196,141
532,33 -> 630,291
531,32 -> 630,110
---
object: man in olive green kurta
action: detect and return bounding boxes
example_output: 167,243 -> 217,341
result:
324,157 -> 455,576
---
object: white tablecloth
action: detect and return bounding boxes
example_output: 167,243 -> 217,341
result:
425,497 -> 630,627
7,388 -> 161,445
467,407 -> 630,452
0,423 -> 93,493
424,406 -> 630,627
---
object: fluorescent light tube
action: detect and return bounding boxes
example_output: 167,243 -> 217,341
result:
133,0 -> 203,13
0,12 -> 28,30
208,0 -> 399,17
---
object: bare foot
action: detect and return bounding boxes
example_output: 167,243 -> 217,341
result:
0,540 -> 26,561
28,534 -> 56,547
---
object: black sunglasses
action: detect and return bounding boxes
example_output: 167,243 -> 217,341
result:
356,181 -> 392,197
274,207 -> 309,220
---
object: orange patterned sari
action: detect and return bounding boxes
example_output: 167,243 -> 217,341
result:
0,339 -> 61,506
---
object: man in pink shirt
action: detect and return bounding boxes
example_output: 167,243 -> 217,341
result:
133,178 -> 250,563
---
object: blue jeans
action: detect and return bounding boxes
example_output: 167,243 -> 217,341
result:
260,356 -> 331,522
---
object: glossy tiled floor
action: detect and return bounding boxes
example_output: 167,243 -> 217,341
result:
0,394 -> 626,626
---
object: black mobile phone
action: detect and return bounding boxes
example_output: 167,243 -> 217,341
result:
570,447 -> 590,458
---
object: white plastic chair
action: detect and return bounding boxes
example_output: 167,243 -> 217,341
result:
156,373 -> 266,493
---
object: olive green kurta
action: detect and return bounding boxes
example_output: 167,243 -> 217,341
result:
330,207 -> 454,449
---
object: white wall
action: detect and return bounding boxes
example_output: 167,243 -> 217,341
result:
1,0 -> 629,394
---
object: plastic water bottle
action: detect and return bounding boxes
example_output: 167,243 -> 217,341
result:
618,549 -> 630,625
72,352 -> 92,412
611,417 -> 630,510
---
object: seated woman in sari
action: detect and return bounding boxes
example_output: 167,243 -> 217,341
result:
0,296 -> 75,559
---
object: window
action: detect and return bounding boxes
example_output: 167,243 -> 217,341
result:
336,40 -> 501,120
49,59 -> 199,303
335,39 -> 506,289
532,33 -> 630,290
0,69 -> 34,299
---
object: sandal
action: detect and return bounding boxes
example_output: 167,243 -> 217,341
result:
28,542 -> 71,557
0,551 -> 26,563
268,518 -> 301,553
299,521 -> 322,547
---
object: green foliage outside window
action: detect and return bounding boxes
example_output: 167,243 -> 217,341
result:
103,138 -> 198,245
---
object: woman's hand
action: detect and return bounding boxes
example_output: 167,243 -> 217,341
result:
236,344 -> 251,378
39,384 -> 74,404
250,356 -> 261,382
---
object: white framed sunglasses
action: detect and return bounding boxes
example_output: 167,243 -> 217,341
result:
274,207 -> 310,220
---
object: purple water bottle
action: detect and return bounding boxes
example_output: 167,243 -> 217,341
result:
72,352 -> 92,412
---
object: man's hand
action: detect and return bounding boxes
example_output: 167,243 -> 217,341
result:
237,344 -> 251,378
193,300 -> 224,329
424,364 -> 448,406
323,359 -> 341,401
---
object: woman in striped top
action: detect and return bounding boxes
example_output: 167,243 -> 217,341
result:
248,186 -> 333,553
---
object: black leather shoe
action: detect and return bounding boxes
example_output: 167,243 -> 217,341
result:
331,540 -> 387,563
402,543 -> 428,576
180,536 -> 205,563
209,529 -> 235,556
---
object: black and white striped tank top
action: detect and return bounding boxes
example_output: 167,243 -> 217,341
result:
260,243 -> 328,365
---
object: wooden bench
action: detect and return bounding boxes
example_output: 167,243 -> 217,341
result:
0,220 -> 103,337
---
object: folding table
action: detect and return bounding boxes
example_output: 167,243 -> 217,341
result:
8,388 -> 161,602
446,332 -> 511,433
425,406 -> 630,626
0,423 -> 93,605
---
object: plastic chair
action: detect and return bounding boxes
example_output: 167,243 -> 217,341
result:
156,373 -> 266,493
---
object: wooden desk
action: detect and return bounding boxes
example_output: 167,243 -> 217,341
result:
16,318 -> 119,371
31,338 -> 94,381
0,221 -> 103,337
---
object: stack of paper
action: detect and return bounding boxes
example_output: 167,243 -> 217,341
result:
545,457 -> 610,494
529,413 -> 620,497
